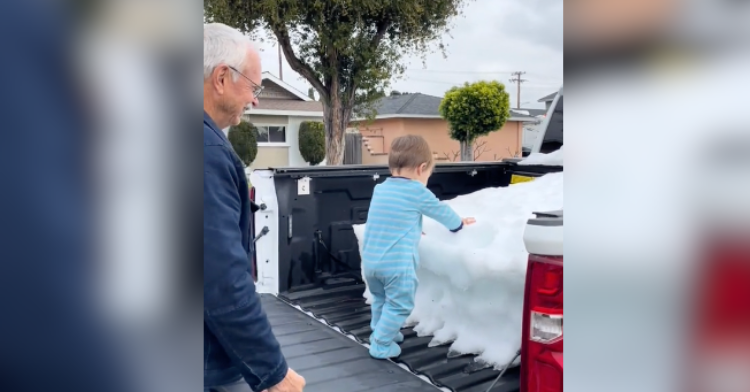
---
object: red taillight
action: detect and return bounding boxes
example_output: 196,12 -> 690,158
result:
521,254 -> 563,392
250,186 -> 257,282
697,241 -> 750,332
691,238 -> 750,392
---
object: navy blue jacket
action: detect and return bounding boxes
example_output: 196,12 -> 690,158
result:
203,112 -> 288,390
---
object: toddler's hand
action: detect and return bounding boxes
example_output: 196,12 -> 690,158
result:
462,217 -> 476,226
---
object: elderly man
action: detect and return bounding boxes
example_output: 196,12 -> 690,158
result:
203,23 -> 305,392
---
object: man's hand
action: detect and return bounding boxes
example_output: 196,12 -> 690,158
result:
462,217 -> 476,226
265,368 -> 305,392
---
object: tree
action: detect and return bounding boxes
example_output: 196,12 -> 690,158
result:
204,0 -> 472,165
298,121 -> 326,165
439,80 -> 510,161
228,121 -> 259,166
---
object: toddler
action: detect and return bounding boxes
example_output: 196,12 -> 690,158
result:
361,135 -> 475,359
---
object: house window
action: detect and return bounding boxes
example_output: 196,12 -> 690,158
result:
255,126 -> 286,144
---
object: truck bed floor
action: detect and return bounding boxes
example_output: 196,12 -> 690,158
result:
278,283 -> 519,392
261,294 -> 442,392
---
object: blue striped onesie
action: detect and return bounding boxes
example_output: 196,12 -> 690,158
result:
362,177 -> 463,359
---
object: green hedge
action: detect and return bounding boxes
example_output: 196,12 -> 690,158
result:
298,121 -> 326,165
228,121 -> 258,166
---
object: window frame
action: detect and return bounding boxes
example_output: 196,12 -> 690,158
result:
253,124 -> 289,147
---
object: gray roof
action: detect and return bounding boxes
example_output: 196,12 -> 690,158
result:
373,93 -> 443,116
371,93 -> 536,120
537,92 -> 557,102
516,108 -> 547,117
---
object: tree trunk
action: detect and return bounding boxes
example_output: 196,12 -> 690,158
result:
322,93 -> 348,165
324,117 -> 346,165
460,140 -> 473,161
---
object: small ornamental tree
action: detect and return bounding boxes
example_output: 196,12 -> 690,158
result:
299,121 -> 326,165
228,121 -> 258,166
438,80 -> 510,161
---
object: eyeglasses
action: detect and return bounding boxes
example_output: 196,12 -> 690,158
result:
227,65 -> 264,98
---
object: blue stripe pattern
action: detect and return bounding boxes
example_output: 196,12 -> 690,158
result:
362,177 -> 462,358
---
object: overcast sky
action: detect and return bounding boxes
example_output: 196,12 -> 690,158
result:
255,0 -> 562,109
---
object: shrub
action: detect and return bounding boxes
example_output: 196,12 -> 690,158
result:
228,121 -> 258,166
298,121 -> 326,165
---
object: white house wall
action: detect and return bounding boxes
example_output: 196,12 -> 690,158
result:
238,114 -> 325,168
249,146 -> 290,171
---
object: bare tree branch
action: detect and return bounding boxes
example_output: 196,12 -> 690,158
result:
270,27 -> 329,101
473,140 -> 490,160
442,150 -> 460,162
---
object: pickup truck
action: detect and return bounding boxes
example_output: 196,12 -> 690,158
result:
245,89 -> 563,392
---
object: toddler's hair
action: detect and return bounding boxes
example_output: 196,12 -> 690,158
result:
388,135 -> 434,171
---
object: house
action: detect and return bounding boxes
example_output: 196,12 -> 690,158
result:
514,108 -> 547,153
537,92 -> 557,111
242,72 -> 324,170
352,93 -> 538,164
520,92 -> 559,153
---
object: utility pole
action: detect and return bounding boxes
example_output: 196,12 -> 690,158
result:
278,45 -> 283,80
509,71 -> 526,109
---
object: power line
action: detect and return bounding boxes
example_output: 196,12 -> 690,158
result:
406,69 -> 560,81
404,78 -> 463,86
403,77 -> 559,87
407,69 -> 517,74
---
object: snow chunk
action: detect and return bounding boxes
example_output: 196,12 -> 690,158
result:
519,145 -> 564,166
353,172 -> 563,368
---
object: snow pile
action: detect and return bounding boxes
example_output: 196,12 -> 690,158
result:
519,145 -> 564,166
353,172 -> 563,368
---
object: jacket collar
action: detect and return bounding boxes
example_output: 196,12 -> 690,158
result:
204,111 -> 228,141
204,110 -> 219,130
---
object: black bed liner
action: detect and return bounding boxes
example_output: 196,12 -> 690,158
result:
277,283 -> 520,392
256,162 -> 562,392
261,294 -> 441,392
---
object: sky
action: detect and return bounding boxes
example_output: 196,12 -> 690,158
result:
255,0 -> 563,109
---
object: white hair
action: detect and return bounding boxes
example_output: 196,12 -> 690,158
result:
203,23 -> 254,81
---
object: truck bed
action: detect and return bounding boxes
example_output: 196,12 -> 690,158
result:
262,294 -> 442,392
278,283 -> 520,392
250,162 -> 562,392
